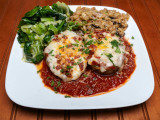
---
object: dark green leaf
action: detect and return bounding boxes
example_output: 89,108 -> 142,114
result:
25,6 -> 41,17
43,35 -> 52,45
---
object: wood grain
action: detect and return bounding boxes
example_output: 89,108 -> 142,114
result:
70,110 -> 92,120
130,0 -> 160,76
116,0 -> 160,120
9,0 -> 40,119
0,0 -> 9,22
15,106 -> 38,120
96,109 -> 119,120
70,0 -> 86,5
43,110 -> 65,120
101,0 -> 116,7
0,0 -> 24,119
0,56 -> 14,120
86,0 -> 100,5
143,0 -> 160,74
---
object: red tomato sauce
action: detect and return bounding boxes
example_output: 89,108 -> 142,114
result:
40,40 -> 136,97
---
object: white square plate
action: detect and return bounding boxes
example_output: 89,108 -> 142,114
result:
5,5 -> 154,109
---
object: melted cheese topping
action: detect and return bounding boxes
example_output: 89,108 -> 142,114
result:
84,31 -> 126,73
44,30 -> 87,82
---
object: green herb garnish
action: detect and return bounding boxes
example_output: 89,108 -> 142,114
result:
67,65 -> 73,69
47,76 -> 50,79
131,36 -> 134,39
57,81 -> 61,87
72,43 -> 79,47
74,63 -> 77,65
83,74 -> 88,77
49,50 -> 54,54
85,40 -> 94,47
111,40 -> 119,48
60,69 -> 64,72
97,41 -> 104,44
105,53 -> 115,66
115,48 -> 121,53
59,46 -> 64,49
51,81 -> 54,86
75,40 -> 79,43
65,95 -> 71,98
66,73 -> 70,75
130,44 -> 133,47
84,48 -> 90,54
78,59 -> 82,62
88,35 -> 92,39
110,40 -> 121,53
37,70 -> 40,73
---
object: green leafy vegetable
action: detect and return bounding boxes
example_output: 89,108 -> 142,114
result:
48,24 -> 58,34
43,34 -> 52,46
17,1 -> 74,64
67,21 -> 82,31
41,17 -> 54,22
52,1 -> 73,16
24,41 -> 44,63
25,6 -> 41,17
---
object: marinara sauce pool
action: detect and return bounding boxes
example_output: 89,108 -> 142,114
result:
40,39 -> 136,97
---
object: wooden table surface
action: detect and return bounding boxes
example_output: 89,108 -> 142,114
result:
0,0 -> 160,119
